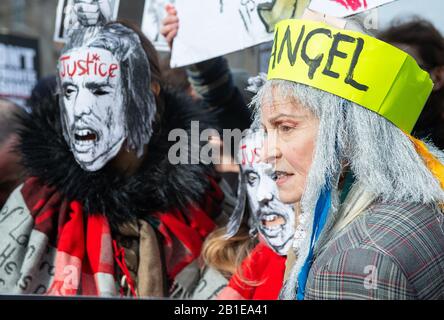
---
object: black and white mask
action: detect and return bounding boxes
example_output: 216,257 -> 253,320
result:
58,23 -> 156,172
227,130 -> 296,255
59,47 -> 125,171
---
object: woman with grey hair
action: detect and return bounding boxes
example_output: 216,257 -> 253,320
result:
253,17 -> 444,300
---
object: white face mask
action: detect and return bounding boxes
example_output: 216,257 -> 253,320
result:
59,47 -> 126,171
241,131 -> 296,255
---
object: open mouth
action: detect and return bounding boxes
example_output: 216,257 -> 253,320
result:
260,213 -> 286,231
273,170 -> 294,186
73,128 -> 99,151
74,129 -> 98,143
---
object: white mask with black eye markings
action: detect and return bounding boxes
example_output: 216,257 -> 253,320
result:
59,47 -> 126,171
241,131 -> 296,255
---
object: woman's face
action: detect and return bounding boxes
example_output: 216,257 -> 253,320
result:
260,87 -> 319,204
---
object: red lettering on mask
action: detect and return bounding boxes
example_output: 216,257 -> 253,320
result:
59,52 -> 120,79
59,55 -> 70,77
109,64 -> 119,78
98,63 -> 108,77
241,144 -> 261,165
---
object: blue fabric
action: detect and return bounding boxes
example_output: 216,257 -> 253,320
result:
296,186 -> 332,300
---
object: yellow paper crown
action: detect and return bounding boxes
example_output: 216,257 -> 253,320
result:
267,19 -> 434,133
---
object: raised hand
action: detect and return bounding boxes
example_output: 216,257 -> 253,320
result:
160,3 -> 179,49
73,0 -> 113,27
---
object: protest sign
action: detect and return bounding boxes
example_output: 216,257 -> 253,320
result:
171,0 -> 309,67
54,0 -> 120,43
141,0 -> 175,51
0,34 -> 40,107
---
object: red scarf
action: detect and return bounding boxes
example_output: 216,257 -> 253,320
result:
20,176 -> 222,296
20,178 -> 115,296
217,241 -> 286,300
157,177 -> 222,283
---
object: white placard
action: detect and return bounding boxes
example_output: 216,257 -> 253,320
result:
141,0 -> 176,52
170,0 -> 309,68
53,0 -> 120,43
309,0 -> 396,18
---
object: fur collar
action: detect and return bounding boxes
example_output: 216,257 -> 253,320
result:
19,89 -> 219,228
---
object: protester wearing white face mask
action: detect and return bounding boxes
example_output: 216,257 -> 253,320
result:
0,11 -> 224,298
225,129 -> 295,256
195,129 -> 296,300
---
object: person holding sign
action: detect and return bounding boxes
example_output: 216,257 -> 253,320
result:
252,17 -> 444,299
0,12 -> 223,297
161,4 -> 253,134
65,0 -> 114,30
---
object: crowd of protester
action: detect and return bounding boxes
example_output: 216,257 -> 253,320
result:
0,2 -> 443,300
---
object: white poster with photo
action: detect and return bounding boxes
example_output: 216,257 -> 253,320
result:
53,0 -> 120,43
170,0 -> 309,68
309,0 -> 397,17
141,0 -> 175,52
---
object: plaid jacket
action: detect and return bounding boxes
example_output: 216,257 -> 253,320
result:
305,201 -> 444,299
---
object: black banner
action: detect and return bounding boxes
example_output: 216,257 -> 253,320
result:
0,33 -> 40,107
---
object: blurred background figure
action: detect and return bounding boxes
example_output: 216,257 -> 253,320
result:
160,3 -> 254,196
380,18 -> 444,149
161,4 -> 253,131
0,99 -> 26,208
159,52 -> 199,99
28,75 -> 58,111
